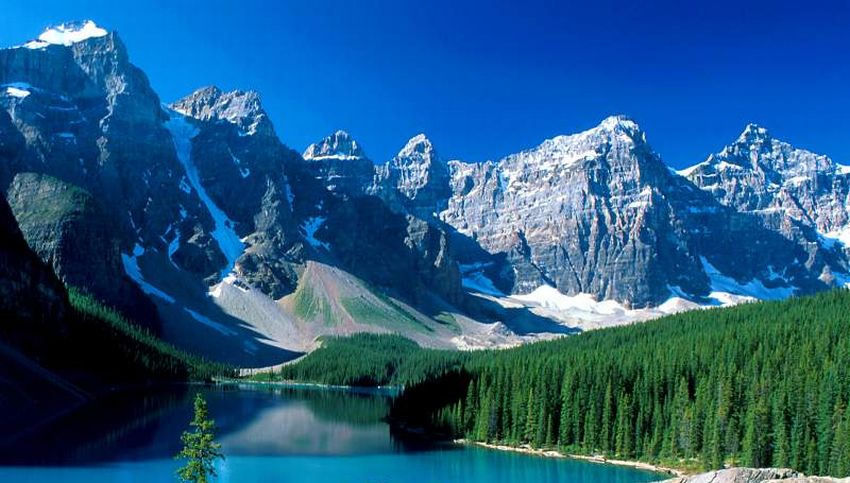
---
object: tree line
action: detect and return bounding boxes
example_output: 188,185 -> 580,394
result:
280,290 -> 850,477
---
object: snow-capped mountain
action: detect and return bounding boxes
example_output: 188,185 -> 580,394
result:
682,124 -> 850,246
0,21 -> 228,319
438,115 -> 837,306
3,21 -> 850,366
0,22 -> 473,365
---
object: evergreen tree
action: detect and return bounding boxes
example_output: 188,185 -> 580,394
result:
286,290 -> 850,477
176,394 -> 224,483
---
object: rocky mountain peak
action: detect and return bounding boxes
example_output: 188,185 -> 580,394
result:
171,86 -> 272,136
593,115 -> 648,148
500,115 -> 655,177
397,133 -> 438,163
303,130 -> 366,160
711,123 -> 833,174
737,122 -> 771,143
598,114 -> 642,134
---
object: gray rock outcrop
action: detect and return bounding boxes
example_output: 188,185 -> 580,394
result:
658,467 -> 849,483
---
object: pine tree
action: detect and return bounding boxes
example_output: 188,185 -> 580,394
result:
176,394 -> 224,483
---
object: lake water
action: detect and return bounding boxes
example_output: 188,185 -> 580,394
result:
0,383 -> 665,482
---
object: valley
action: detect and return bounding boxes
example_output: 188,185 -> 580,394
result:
0,15 -> 848,483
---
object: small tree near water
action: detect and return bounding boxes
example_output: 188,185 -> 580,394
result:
176,393 -> 224,483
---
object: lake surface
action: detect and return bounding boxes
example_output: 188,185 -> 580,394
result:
0,383 -> 664,482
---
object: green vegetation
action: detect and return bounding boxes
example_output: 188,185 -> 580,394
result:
341,295 -> 432,334
68,288 -> 230,381
291,282 -> 335,325
9,173 -> 94,225
176,394 -> 224,483
434,312 -> 460,332
279,290 -> 850,477
340,297 -> 397,326
269,333 -> 465,386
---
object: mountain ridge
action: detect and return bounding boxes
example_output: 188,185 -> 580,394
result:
2,21 -> 849,366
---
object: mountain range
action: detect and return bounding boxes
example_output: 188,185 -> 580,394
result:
2,21 -> 849,366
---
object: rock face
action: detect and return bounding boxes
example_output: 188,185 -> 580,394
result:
170,86 -> 303,293
439,116 -> 832,306
0,22 -> 229,286
5,172 -> 159,329
302,130 -> 375,197
0,195 -> 68,347
373,134 -> 453,220
682,125 -> 850,285
658,467 -> 849,483
682,124 -> 850,234
317,195 -> 462,305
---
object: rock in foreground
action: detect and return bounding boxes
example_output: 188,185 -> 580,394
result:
659,468 -> 849,482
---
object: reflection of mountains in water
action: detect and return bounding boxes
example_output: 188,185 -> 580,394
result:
0,384 -> 416,465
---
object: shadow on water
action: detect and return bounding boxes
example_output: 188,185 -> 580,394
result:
0,383 -> 453,467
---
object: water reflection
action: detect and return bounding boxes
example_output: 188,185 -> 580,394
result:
0,384 -> 664,483
0,383 -> 416,465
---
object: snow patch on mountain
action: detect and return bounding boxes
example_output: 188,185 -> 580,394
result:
300,216 -> 329,250
183,307 -> 236,336
820,227 -> 850,249
24,21 -> 107,49
513,285 -> 626,315
165,110 -> 244,278
459,263 -> 503,296
228,148 -> 250,178
3,84 -> 31,99
701,257 -> 795,300
121,244 -> 176,303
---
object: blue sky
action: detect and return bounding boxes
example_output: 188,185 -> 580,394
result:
1,0 -> 848,167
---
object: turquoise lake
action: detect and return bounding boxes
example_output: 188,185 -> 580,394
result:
0,384 -> 665,482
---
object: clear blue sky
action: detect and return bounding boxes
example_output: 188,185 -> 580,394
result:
1,0 -> 848,167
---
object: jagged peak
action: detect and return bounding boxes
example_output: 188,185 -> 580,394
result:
598,114 -> 642,133
539,115 -> 646,148
170,86 -> 269,136
687,123 -> 835,177
505,114 -> 649,169
303,130 -> 367,161
396,133 -> 437,161
737,123 -> 771,143
20,20 -> 109,50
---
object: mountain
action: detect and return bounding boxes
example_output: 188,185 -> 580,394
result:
681,124 -> 850,284
302,130 -> 375,197
0,22 -> 500,366
2,21 -> 850,367
680,124 -> 850,234
0,193 -> 221,436
373,134 -> 453,220
439,116 -> 835,306
0,21 -> 230,301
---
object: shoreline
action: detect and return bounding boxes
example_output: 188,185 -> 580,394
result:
214,377 -> 402,396
455,439 -> 686,478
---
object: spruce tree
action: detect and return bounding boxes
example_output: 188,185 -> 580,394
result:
176,394 -> 224,483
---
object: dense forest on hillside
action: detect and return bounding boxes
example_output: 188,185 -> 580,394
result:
277,291 -> 850,477
269,333 -> 467,386
66,288 -> 231,382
